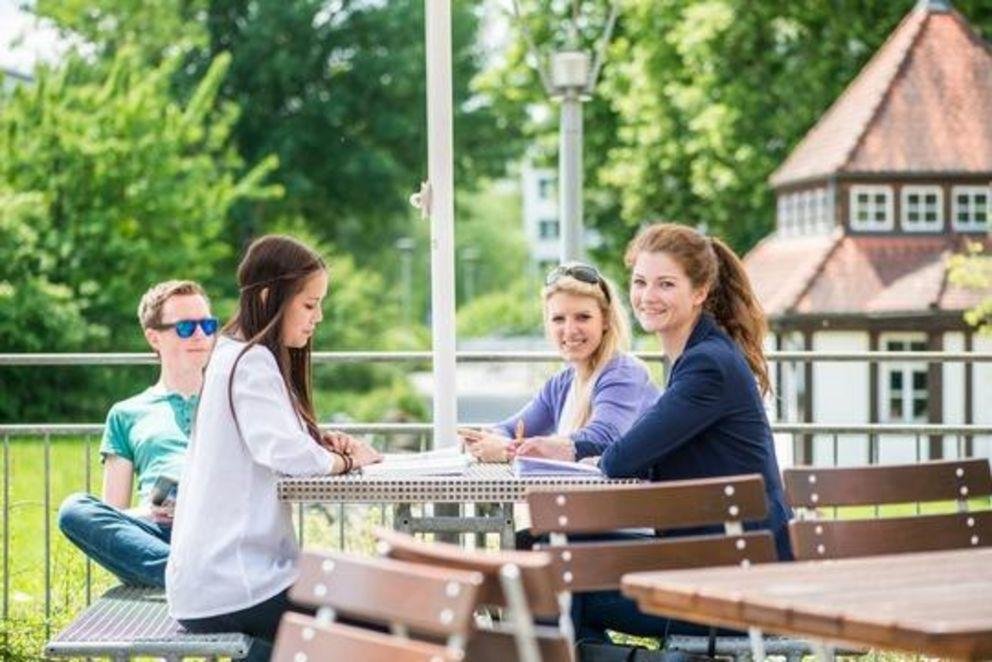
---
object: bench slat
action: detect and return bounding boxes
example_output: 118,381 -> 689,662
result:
45,586 -> 251,658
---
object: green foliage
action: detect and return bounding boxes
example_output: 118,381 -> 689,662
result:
0,48 -> 279,421
457,278 -> 544,338
488,0 -> 992,254
948,242 -> 992,335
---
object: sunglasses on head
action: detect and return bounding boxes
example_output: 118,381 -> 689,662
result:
153,318 -> 219,339
545,264 -> 611,303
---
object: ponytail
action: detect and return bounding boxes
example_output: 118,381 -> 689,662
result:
705,238 -> 771,395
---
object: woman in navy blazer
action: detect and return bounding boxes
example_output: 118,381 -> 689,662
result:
575,222 -> 792,643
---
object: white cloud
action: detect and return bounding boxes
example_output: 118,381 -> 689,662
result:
0,0 -> 70,75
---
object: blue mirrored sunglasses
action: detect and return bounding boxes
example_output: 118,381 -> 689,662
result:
154,318 -> 219,339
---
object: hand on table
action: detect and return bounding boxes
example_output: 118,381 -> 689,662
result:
322,431 -> 382,472
458,427 -> 511,463
512,435 -> 576,462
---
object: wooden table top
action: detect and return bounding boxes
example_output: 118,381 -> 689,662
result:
622,547 -> 992,660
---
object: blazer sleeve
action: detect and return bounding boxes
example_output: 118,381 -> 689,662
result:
230,346 -> 335,477
600,350 -> 726,478
493,374 -> 560,438
571,364 -> 651,459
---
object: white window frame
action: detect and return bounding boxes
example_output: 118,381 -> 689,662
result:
951,185 -> 990,232
850,185 -> 894,231
901,185 -> 943,232
817,188 -> 834,233
879,333 -> 929,424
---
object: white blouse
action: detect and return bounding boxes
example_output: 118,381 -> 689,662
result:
166,336 -> 333,619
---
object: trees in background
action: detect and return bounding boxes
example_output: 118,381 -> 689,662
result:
486,0 -> 992,254
0,49 -> 278,420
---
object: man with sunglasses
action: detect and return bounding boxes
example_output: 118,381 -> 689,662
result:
58,280 -> 218,587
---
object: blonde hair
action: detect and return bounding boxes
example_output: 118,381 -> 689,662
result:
542,267 -> 632,433
137,280 -> 208,329
625,223 -> 771,395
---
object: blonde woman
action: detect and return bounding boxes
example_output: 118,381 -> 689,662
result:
460,263 -> 658,463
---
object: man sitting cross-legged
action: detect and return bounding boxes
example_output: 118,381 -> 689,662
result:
58,280 -> 217,588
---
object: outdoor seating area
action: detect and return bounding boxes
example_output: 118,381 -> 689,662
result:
3,0 -> 991,660
41,457 -> 992,660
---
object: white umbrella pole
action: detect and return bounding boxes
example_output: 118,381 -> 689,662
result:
425,0 -> 457,448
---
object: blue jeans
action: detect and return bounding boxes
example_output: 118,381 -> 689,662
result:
57,492 -> 171,588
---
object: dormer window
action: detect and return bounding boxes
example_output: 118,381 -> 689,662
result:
850,185 -> 894,231
901,186 -> 942,232
952,186 -> 989,232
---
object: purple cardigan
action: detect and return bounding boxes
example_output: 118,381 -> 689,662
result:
494,353 -> 659,459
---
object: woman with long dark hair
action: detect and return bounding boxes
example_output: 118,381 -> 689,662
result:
572,222 -> 792,643
166,235 -> 380,660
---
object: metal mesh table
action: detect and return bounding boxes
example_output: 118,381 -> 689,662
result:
45,586 -> 252,660
278,463 -> 639,547
278,462 -> 637,503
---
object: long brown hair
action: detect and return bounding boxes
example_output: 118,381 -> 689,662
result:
224,235 -> 326,441
542,269 -> 632,432
625,223 -> 771,395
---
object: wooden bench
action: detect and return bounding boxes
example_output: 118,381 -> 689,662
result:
45,585 -> 251,661
273,550 -> 484,661
784,458 -> 992,560
526,475 -> 819,661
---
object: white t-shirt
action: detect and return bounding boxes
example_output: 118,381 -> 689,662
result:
166,336 -> 334,619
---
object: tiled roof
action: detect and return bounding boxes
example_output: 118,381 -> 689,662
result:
770,4 -> 992,187
744,233 -> 992,317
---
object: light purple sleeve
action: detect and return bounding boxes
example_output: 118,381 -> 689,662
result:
493,373 -> 563,438
571,358 -> 658,459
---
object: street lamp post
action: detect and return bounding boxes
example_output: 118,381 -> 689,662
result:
550,50 -> 590,263
460,246 -> 480,303
511,1 -> 620,263
395,237 -> 415,323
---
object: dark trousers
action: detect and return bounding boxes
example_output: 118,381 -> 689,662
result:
179,589 -> 313,662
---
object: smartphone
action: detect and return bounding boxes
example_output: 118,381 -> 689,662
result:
150,476 -> 178,507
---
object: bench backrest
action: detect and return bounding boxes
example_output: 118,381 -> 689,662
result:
288,550 -> 482,639
274,612 -> 461,662
784,459 -> 992,560
526,475 -> 778,593
374,527 -> 572,662
375,526 -> 560,617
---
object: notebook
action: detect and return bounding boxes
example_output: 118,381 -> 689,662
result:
361,445 -> 471,477
511,456 -> 603,478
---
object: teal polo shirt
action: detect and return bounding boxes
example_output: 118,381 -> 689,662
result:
100,386 -> 197,504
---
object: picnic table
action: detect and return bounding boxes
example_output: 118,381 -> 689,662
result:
621,546 -> 992,659
277,462 -> 638,548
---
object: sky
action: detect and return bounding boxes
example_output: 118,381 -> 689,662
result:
0,0 -> 72,75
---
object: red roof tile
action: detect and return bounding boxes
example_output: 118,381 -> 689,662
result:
743,231 -> 841,317
745,234 -> 992,318
770,5 -> 992,187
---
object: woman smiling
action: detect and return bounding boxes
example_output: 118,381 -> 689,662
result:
460,262 -> 658,464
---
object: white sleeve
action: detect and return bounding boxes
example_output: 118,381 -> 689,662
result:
230,346 -> 334,476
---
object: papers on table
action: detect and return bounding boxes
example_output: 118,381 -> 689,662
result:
361,445 -> 471,477
511,456 -> 603,478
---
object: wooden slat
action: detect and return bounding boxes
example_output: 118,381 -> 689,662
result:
536,532 -> 777,592
464,626 -> 572,662
790,511 -> 992,560
374,527 -> 560,617
526,475 -> 767,534
621,547 -> 992,659
784,459 -> 992,508
290,551 -> 481,637
273,613 -> 461,662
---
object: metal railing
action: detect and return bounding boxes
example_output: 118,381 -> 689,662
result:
2,350 -> 991,644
